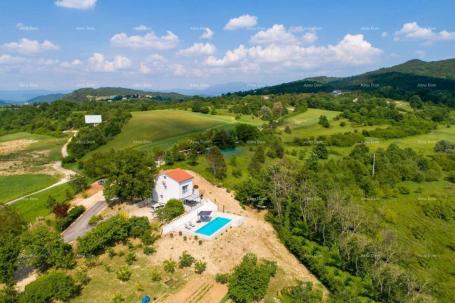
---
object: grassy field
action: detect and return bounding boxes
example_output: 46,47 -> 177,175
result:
12,182 -> 73,222
70,245 -> 187,303
0,174 -> 58,204
93,110 -> 261,154
0,132 -> 65,161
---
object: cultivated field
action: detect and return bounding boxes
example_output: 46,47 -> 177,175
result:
0,132 -> 67,204
94,110 -> 261,154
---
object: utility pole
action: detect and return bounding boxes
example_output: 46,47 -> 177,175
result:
372,153 -> 376,177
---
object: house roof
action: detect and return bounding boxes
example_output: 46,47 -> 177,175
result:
163,168 -> 193,183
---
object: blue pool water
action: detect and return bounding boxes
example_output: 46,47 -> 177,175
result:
196,217 -> 232,237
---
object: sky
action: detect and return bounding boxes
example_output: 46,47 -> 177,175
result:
0,0 -> 454,91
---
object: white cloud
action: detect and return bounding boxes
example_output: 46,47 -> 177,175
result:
250,24 -> 297,45
2,39 -> 59,55
139,54 -> 167,74
381,32 -> 388,38
206,34 -> 381,69
303,32 -> 318,44
55,0 -> 96,10
394,22 -> 455,42
250,24 -> 318,45
16,23 -> 38,31
201,27 -> 214,39
224,14 -> 258,30
134,25 -> 151,32
178,43 -> 216,56
111,31 -> 179,49
88,53 -> 131,72
0,54 -> 24,65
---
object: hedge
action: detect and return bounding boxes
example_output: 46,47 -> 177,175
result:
56,206 -> 86,232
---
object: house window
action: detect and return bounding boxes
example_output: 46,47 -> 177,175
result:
182,185 -> 189,194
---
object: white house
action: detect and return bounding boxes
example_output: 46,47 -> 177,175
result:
152,168 -> 194,204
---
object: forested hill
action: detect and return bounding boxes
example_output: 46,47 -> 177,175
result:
368,58 -> 455,79
61,87 -> 188,102
235,59 -> 455,107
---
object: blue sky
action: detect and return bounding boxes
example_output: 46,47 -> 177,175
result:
0,0 -> 454,91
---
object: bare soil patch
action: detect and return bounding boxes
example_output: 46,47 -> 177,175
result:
0,139 -> 36,155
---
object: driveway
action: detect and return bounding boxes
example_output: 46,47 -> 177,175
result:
63,200 -> 107,243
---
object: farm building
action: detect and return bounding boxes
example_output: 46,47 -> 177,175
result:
152,168 -> 197,205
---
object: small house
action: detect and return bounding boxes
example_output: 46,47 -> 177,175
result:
152,168 -> 194,204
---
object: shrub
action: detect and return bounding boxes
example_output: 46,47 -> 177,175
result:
163,259 -> 177,274
125,252 -> 136,265
156,199 -> 185,222
89,214 -> 103,226
194,260 -> 207,274
151,269 -> 161,282
143,246 -> 156,255
52,203 -> 69,218
179,251 -> 195,268
112,294 -> 125,303
56,206 -> 86,232
107,247 -> 116,258
116,266 -> 131,281
215,273 -> 229,284
398,185 -> 410,195
19,271 -> 79,303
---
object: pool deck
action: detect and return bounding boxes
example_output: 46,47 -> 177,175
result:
161,199 -> 245,240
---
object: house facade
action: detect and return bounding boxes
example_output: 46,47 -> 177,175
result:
152,168 -> 194,204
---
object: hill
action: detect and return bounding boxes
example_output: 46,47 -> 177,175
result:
27,93 -> 65,103
236,59 -> 455,107
61,87 -> 188,102
368,58 -> 455,80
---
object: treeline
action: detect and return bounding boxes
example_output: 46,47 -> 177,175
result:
234,143 -> 446,302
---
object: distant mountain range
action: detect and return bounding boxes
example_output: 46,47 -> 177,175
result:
236,59 -> 455,107
0,90 -> 68,104
171,82 -> 264,96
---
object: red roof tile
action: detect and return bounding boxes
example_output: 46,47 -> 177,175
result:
163,168 -> 193,183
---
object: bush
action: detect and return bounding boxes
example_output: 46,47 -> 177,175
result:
398,185 -> 410,195
156,199 -> 184,222
194,260 -> 207,274
143,246 -> 156,255
89,214 -> 103,226
215,273 -> 229,284
151,269 -> 161,282
179,251 -> 195,268
116,266 -> 131,281
125,252 -> 136,265
56,206 -> 86,232
52,203 -> 69,218
163,259 -> 177,274
19,271 -> 79,303
112,294 -> 125,303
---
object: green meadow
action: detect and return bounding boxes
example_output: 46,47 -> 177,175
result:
0,174 -> 58,204
93,110 -> 262,154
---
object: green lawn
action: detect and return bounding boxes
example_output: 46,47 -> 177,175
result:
12,182 -> 73,222
0,174 -> 58,204
93,110 -> 259,154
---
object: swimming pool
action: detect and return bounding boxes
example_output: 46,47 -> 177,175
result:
196,217 -> 232,237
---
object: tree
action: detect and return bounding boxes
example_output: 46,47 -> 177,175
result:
227,254 -> 276,303
313,143 -> 328,159
19,271 -> 79,303
70,176 -> 89,193
103,150 -> 156,202
156,199 -> 184,222
318,115 -> 330,128
235,124 -> 259,143
409,95 -> 423,109
207,146 -> 227,179
46,195 -> 57,209
434,140 -> 454,153
248,146 -> 265,173
21,225 -> 74,271
0,207 -> 26,284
